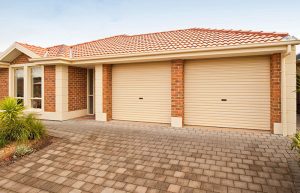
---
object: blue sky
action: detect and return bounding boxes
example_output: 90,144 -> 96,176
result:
0,0 -> 299,52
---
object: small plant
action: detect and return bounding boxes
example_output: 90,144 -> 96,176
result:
24,113 -> 46,140
0,97 -> 28,147
0,97 -> 46,148
14,144 -> 33,157
291,132 -> 300,154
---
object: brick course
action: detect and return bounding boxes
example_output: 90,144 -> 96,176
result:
270,53 -> 281,132
11,53 -> 30,64
171,60 -> 184,121
44,66 -> 56,112
103,64 -> 112,120
68,66 -> 87,111
0,68 -> 8,100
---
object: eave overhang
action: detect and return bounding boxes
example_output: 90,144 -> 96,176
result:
16,40 -> 300,65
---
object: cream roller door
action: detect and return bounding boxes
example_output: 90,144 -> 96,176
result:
185,56 -> 270,130
112,62 -> 171,123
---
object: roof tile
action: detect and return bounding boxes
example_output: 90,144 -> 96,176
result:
16,28 -> 289,59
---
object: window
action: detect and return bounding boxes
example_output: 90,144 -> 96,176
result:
87,69 -> 94,114
30,67 -> 42,109
14,68 -> 24,105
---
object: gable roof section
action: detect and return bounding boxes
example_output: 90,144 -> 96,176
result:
0,28 -> 296,61
0,42 -> 42,62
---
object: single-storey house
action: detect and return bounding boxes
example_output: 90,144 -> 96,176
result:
0,28 -> 298,135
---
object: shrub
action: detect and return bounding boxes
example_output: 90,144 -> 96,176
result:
0,98 -> 28,146
14,144 -> 33,157
0,97 -> 46,148
291,132 -> 300,154
24,113 -> 46,140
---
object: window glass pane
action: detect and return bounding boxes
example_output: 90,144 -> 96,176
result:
88,96 -> 93,114
33,77 -> 42,98
32,67 -> 42,77
31,99 -> 41,109
15,69 -> 24,98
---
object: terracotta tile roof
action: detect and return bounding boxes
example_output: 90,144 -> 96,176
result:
16,28 -> 289,59
16,42 -> 47,57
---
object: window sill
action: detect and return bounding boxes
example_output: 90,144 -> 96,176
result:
24,108 -> 43,115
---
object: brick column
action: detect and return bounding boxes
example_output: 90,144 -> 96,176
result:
103,64 -> 112,121
270,53 -> 281,133
44,65 -> 56,112
171,60 -> 184,127
0,68 -> 8,100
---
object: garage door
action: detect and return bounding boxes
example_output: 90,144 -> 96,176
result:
112,62 -> 171,123
185,56 -> 270,130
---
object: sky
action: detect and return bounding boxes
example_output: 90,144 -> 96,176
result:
0,0 -> 299,53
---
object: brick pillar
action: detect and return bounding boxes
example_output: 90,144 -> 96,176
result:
171,60 -> 184,127
44,65 -> 56,112
0,68 -> 8,100
270,53 -> 281,133
103,64 -> 112,121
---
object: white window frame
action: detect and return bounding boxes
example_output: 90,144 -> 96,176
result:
9,63 -> 44,112
29,66 -> 43,109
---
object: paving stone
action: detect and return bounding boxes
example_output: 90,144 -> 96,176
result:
0,120 -> 296,193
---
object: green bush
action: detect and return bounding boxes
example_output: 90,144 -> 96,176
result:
24,113 -> 46,140
0,97 -> 46,148
291,132 -> 300,154
14,144 -> 33,157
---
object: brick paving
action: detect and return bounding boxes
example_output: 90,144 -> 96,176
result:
0,119 -> 298,193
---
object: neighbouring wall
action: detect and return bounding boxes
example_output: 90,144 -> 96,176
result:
68,66 -> 87,111
44,65 -> 56,112
0,68 -> 8,100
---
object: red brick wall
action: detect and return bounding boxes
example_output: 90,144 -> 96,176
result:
171,60 -> 184,123
44,66 -> 56,112
0,68 -> 8,100
103,64 -> 112,120
11,53 -> 30,64
270,53 -> 281,132
68,66 -> 87,111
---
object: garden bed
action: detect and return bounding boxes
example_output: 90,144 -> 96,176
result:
0,135 -> 56,167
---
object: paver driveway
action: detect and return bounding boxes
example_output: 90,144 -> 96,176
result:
0,120 -> 297,193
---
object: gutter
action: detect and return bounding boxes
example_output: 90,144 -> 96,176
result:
29,40 -> 300,65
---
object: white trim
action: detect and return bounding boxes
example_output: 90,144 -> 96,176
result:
55,65 -> 68,120
95,64 -> 105,121
171,117 -> 183,127
281,46 -> 297,136
10,63 -> 41,68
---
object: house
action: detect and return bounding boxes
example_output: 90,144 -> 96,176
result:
0,28 -> 298,136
